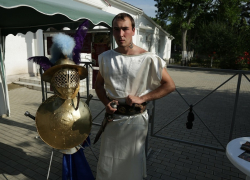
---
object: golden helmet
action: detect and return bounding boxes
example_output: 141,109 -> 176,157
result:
42,54 -> 87,99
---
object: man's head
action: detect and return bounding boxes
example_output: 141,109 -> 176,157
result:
112,13 -> 135,30
112,13 -> 135,48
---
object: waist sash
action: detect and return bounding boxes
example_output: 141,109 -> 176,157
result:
93,102 -> 147,144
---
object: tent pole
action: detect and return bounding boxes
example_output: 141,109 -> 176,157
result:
0,29 -> 10,117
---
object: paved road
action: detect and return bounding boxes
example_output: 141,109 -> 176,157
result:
1,68 -> 250,180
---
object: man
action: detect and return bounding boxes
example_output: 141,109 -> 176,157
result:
95,13 -> 175,180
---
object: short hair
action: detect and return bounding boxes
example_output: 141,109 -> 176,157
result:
112,13 -> 135,29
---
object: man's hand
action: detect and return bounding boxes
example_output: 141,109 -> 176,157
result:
95,72 -> 119,115
125,69 -> 175,104
106,100 -> 119,114
126,95 -> 145,106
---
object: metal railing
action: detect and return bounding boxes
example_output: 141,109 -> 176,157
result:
40,64 -> 250,153
149,65 -> 250,152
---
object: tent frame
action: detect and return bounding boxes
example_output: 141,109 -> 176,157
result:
0,29 -> 10,117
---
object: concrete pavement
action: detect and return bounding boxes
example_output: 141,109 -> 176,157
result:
1,68 -> 250,180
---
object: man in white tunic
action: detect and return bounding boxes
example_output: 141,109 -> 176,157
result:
95,13 -> 175,180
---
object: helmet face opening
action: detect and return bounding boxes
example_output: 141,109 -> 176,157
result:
51,68 -> 80,99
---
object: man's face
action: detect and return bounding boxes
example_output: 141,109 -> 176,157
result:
113,17 -> 135,48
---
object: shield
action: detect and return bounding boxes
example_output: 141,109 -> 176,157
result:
36,95 -> 92,149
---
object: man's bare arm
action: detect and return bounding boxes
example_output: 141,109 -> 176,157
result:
126,68 -> 175,106
95,72 -> 117,114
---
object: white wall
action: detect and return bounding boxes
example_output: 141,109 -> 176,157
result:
136,15 -> 172,59
158,34 -> 165,58
4,0 -> 172,84
5,32 -> 39,83
137,16 -> 153,52
167,37 -> 172,60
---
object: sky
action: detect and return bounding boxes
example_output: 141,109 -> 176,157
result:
122,0 -> 158,18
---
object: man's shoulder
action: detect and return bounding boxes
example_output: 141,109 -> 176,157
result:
134,47 -> 161,59
99,49 -> 113,57
134,46 -> 147,55
144,51 -> 162,59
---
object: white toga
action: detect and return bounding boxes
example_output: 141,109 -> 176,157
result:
96,49 -> 166,180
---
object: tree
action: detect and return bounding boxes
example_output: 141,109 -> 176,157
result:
240,1 -> 250,24
188,0 -> 245,50
154,0 -> 249,59
195,20 -> 250,69
154,0 -> 212,59
211,0 -> 249,27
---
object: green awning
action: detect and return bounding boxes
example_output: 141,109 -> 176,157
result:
0,0 -> 115,117
0,0 -> 114,36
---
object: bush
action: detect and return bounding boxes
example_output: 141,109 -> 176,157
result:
195,21 -> 250,69
171,53 -> 182,63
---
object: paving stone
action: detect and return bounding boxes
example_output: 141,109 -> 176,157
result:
170,172 -> 187,180
22,168 -> 37,177
1,69 -> 249,179
175,165 -> 190,172
151,163 -> 166,170
195,175 -> 211,180
147,169 -> 161,178
180,171 -> 196,179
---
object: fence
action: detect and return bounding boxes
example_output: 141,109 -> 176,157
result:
149,65 -> 250,152
40,64 -> 250,153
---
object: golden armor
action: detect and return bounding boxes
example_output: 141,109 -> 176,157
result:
36,95 -> 92,149
35,54 -> 92,150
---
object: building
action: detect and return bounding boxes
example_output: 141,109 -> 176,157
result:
5,0 -> 173,84
1,0 -> 173,117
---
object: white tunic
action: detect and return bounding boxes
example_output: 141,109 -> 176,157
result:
96,50 -> 166,180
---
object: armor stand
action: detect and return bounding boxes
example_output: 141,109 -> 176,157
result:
47,149 -> 54,180
24,111 -> 53,179
46,140 -> 97,180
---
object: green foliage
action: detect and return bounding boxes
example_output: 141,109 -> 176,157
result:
154,0 -> 213,51
171,53 -> 182,63
153,0 -> 250,69
240,2 -> 250,24
154,0 -> 248,47
154,0 -> 211,25
167,23 -> 182,46
195,21 -> 250,69
213,0 -> 243,25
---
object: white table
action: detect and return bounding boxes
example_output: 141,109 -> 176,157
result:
226,137 -> 250,180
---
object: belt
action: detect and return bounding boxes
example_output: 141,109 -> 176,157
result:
93,102 -> 147,144
114,102 -> 147,115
